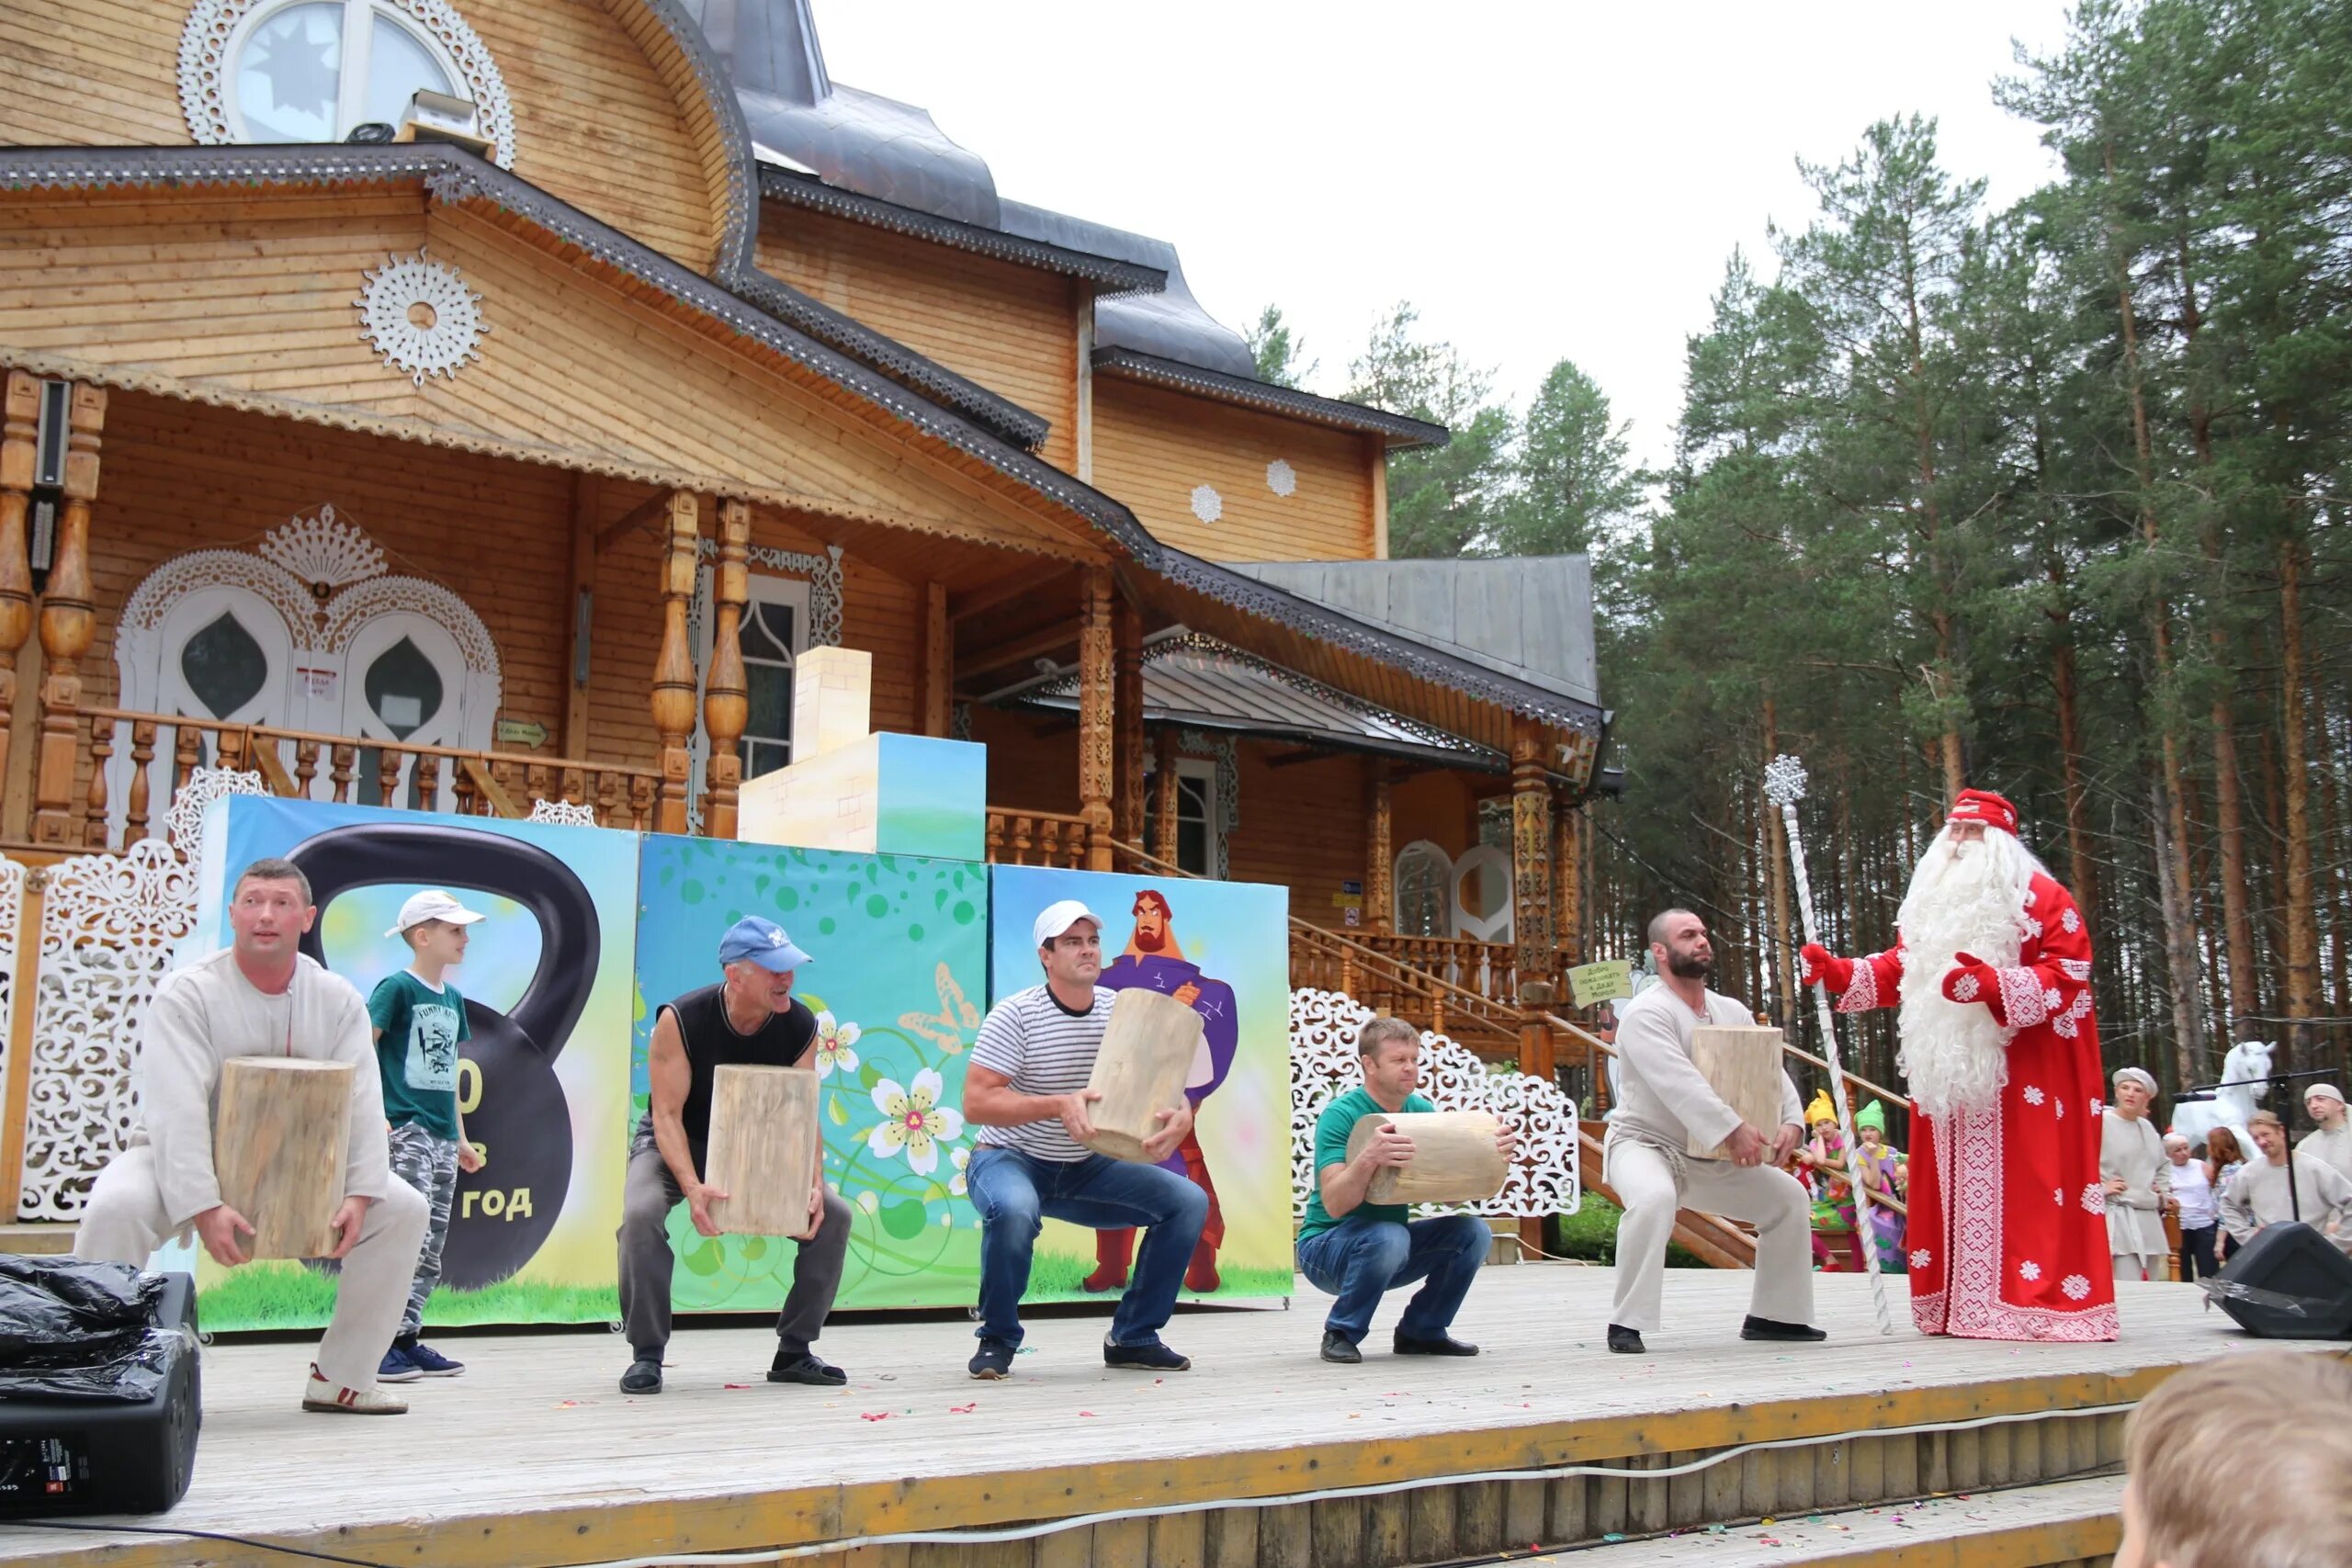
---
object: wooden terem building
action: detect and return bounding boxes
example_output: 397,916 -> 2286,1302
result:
0,0 -> 1611,1077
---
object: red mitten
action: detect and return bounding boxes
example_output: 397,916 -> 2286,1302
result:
1940,952 -> 2006,1021
1800,943 -> 1853,994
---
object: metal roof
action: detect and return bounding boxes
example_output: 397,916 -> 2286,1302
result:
1222,558 -> 1602,709
1093,351 -> 1449,448
990,633 -> 1507,771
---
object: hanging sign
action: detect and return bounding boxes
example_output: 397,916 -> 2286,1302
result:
1566,959 -> 1635,1008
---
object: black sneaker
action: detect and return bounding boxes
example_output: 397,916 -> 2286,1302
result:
1606,1324 -> 1645,1355
1739,1314 -> 1827,1343
1319,1330 -> 1362,1364
968,1340 -> 1015,1380
619,1356 -> 663,1394
1394,1332 -> 1479,1357
1102,1337 -> 1191,1372
769,1350 -> 847,1386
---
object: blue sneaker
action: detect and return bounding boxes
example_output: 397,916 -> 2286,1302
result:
403,1341 -> 466,1377
376,1346 -> 423,1383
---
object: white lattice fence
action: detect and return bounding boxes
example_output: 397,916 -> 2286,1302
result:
1290,987 -> 1578,1222
14,840 -> 200,1221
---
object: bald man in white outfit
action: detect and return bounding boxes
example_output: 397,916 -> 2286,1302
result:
1602,908 -> 1824,1355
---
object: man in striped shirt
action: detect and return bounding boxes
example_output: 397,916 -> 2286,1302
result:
962,899 -> 1208,1380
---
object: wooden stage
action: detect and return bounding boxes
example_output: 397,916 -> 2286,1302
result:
0,1268 -> 2316,1568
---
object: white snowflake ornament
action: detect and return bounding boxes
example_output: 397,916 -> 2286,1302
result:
357,251 -> 489,386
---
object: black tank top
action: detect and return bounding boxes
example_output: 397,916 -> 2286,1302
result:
662,982 -> 816,1167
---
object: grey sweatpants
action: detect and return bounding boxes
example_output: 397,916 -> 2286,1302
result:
387,1122 -> 459,1340
615,1144 -> 852,1359
76,1143 -> 427,1393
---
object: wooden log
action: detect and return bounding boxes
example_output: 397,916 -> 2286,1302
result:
212,1058 -> 352,1259
1686,1025 -> 1786,1158
1346,1111 -> 1508,1206
1078,987 -> 1202,1162
704,1065 -> 820,1238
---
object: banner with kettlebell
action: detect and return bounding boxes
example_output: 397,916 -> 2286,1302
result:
180,796 -> 642,1330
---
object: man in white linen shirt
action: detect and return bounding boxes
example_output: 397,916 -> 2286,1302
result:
2297,1083 -> 2352,1185
74,858 -> 427,1414
1602,908 -> 1823,1355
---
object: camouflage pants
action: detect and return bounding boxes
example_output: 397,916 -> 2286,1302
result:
387,1122 -> 458,1340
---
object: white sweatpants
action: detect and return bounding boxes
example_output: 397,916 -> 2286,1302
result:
74,1145 -> 428,1393
1605,1133 -> 1815,1335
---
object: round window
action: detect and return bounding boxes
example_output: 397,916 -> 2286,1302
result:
179,0 -> 515,165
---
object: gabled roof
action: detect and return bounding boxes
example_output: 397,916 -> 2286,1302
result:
1224,557 -> 1602,708
989,631 -> 1508,772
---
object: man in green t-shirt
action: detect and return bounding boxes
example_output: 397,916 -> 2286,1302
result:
368,889 -> 488,1383
1297,1016 -> 1517,1364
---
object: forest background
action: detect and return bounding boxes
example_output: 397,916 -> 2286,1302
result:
1248,0 -> 2352,1112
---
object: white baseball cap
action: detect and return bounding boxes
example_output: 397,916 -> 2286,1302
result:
1032,898 -> 1101,949
385,889 -> 487,938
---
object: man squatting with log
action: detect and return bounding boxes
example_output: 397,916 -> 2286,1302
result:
75,858 -> 430,1415
961,899 -> 1207,1380
616,917 -> 852,1394
1297,1015 -> 1515,1363
1603,908 -> 1822,1356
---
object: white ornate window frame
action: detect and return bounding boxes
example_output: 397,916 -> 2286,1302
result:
177,0 -> 518,167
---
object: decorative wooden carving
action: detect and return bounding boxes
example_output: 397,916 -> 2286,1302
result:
1509,717 -> 1555,1003
1113,592 -> 1145,851
1554,791 -> 1583,968
33,385 -> 103,847
0,375 -> 37,804
650,491 -> 700,836
1153,726 -> 1179,867
1077,568 -> 1114,871
699,498 -> 751,840
1367,761 -> 1394,932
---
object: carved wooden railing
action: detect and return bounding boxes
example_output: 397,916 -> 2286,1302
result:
75,708 -> 662,849
983,807 -> 1094,869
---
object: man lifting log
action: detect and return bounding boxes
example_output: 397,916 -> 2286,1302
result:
75,858 -> 429,1415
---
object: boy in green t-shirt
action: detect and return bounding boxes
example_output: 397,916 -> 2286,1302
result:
1297,1017 -> 1516,1364
368,889 -> 486,1382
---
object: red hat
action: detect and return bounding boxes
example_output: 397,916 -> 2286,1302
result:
1947,788 -> 2018,835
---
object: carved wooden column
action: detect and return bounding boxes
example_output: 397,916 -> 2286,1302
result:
698,498 -> 750,839
1154,725 -> 1179,867
1112,592 -> 1145,855
920,580 -> 951,738
1554,788 -> 1583,969
1077,567 -> 1114,871
1366,759 -> 1394,932
649,491 -> 700,837
0,377 -> 38,805
1509,716 -> 1555,1005
31,385 -> 103,847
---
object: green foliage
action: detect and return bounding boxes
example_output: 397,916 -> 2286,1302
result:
1243,304 -> 1316,389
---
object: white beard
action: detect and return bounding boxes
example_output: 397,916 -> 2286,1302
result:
1895,828 -> 2037,1119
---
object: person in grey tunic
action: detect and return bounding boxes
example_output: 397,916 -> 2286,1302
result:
2221,1111 -> 2352,1252
2099,1066 -> 2172,1282
2297,1082 -> 2352,1185
1601,908 -> 1821,1355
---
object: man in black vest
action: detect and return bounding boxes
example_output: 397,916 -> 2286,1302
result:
616,917 -> 852,1394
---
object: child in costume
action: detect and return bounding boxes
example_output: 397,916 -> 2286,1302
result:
1796,1091 -> 1858,1270
1850,1100 -> 1907,1272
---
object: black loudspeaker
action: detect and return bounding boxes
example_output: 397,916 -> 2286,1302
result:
0,1272 -> 201,1515
2211,1222 -> 2352,1340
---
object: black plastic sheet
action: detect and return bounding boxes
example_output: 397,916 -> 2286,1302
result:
0,1258 -> 173,1401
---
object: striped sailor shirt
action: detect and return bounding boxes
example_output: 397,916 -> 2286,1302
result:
970,984 -> 1114,1163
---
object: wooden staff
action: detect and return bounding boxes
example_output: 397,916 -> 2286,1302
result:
1080,987 -> 1203,1162
212,1058 -> 353,1259
705,1065 -> 821,1238
1346,1110 -> 1510,1205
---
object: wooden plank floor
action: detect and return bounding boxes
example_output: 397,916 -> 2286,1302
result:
0,1269 -> 2286,1567
1537,1474 -> 2123,1565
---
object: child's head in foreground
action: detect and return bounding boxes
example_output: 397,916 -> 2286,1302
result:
2116,1348 -> 2352,1568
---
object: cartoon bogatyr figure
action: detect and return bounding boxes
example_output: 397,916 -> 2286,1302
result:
1086,889 -> 1238,1292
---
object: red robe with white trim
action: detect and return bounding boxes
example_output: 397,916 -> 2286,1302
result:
1828,873 -> 2118,1340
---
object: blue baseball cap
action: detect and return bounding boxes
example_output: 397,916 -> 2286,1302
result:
718,916 -> 812,973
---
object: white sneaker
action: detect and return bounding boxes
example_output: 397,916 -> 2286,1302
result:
301,1363 -> 409,1415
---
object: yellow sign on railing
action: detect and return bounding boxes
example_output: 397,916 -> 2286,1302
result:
1566,959 -> 1635,1008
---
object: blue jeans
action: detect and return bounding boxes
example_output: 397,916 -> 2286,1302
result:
1295,1213 -> 1488,1344
967,1145 -> 1209,1348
